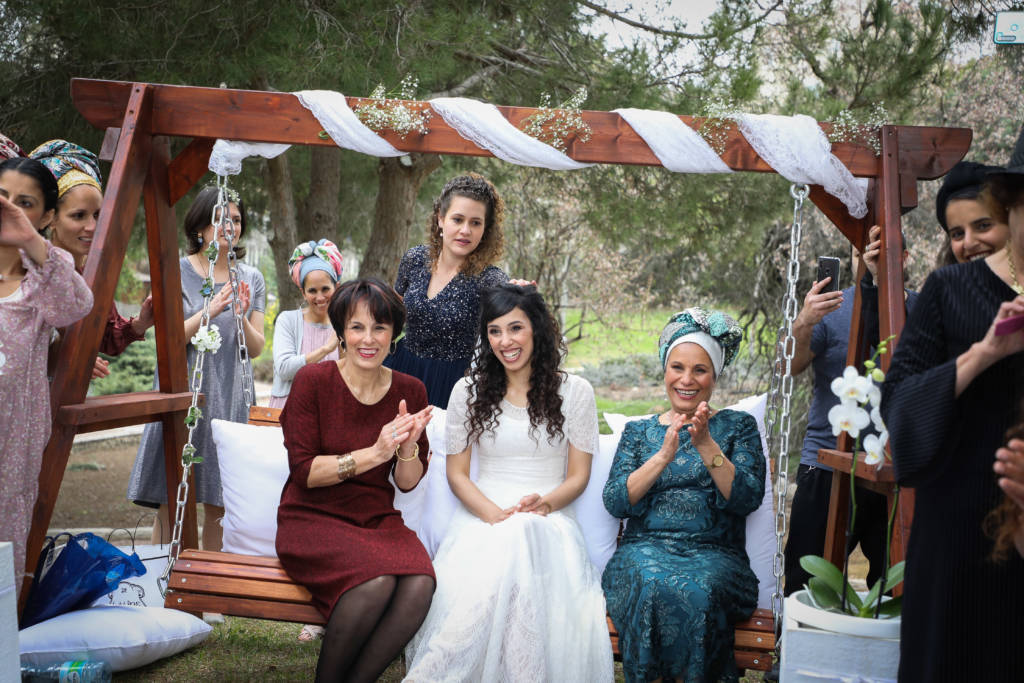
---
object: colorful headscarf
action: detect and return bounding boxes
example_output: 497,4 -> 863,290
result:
658,307 -> 742,376
0,133 -> 24,160
29,139 -> 102,198
288,239 -> 344,288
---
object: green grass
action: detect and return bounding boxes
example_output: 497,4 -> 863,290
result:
563,307 -> 671,368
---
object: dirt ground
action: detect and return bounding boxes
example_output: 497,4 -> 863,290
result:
51,437 -> 206,537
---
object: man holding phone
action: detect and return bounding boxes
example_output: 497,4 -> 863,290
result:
782,225 -> 918,596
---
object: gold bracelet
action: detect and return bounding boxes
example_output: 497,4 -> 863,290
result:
336,454 -> 356,481
396,443 -> 420,462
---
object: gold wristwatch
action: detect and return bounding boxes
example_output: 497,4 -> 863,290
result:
710,452 -> 725,469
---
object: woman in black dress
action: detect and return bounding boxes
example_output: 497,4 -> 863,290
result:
881,165 -> 1024,682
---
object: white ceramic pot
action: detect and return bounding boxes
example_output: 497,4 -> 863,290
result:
781,589 -> 900,682
785,588 -> 900,638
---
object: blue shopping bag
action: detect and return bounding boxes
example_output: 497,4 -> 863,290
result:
21,532 -> 146,628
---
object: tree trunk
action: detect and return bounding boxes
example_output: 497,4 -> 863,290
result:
297,146 -> 341,246
361,153 -> 442,282
264,153 -> 302,314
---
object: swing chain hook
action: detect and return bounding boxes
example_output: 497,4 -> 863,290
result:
767,182 -> 808,646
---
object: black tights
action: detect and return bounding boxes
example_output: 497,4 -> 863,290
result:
315,574 -> 435,683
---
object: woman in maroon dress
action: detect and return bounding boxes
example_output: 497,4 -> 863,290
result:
276,277 -> 435,683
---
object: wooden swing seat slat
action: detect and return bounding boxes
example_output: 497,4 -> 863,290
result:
163,407 -> 775,672
57,391 -> 198,433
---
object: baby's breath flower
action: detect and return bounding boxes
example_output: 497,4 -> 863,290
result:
520,86 -> 592,152
828,103 -> 889,156
354,76 -> 432,138
698,96 -> 740,156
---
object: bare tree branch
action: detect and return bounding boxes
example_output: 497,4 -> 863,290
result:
576,0 -> 783,41
425,63 -> 504,99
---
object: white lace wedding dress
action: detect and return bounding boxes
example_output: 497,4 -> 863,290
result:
403,374 -> 614,683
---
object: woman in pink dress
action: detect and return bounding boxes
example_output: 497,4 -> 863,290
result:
268,239 -> 345,412
0,158 -> 93,594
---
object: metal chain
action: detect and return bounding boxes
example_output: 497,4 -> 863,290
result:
158,195 -> 222,596
768,183 -> 808,644
159,177 -> 251,596
218,175 -> 255,408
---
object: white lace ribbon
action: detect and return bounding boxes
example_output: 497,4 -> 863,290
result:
613,108 -> 732,174
294,90 -> 404,157
208,140 -> 290,176
430,97 -> 592,171
736,113 -> 868,218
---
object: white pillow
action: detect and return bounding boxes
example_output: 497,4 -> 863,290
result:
603,392 -> 775,609
211,419 -> 289,557
90,544 -> 169,609
570,433 -> 621,575
19,606 -> 211,672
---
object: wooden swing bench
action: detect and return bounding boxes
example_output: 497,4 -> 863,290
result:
26,79 -> 970,677
163,406 -> 776,672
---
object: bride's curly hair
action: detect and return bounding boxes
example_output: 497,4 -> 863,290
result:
464,284 -> 567,444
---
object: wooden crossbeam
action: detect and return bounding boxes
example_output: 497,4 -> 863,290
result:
70,79 -> 970,184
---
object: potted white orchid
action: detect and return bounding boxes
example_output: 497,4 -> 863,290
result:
781,337 -> 903,680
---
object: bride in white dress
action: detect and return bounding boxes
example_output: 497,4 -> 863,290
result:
404,283 -> 614,683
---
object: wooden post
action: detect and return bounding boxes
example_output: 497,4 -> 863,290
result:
143,135 -> 199,550
22,84 -> 155,606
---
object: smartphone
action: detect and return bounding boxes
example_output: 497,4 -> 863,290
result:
817,256 -> 841,292
995,312 -> 1024,337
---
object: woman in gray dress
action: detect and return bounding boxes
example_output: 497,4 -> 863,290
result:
128,186 -> 265,562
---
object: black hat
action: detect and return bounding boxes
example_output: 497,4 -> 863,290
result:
936,161 -> 1003,231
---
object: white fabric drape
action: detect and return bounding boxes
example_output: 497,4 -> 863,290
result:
613,108 -> 732,174
736,113 -> 868,218
294,90 -> 404,157
205,89 -> 869,216
208,140 -> 290,176
430,97 -> 592,171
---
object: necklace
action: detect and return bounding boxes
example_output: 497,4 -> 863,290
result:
339,363 -> 389,403
1007,244 -> 1024,295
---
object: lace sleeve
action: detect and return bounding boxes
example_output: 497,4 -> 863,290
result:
444,378 -> 473,454
564,375 -> 599,455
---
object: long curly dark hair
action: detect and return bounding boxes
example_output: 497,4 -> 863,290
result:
426,173 -> 505,277
464,284 -> 567,444
986,400 -> 1024,562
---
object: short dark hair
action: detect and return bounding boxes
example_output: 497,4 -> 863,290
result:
0,157 -> 59,213
328,277 -> 405,340
182,186 -> 247,260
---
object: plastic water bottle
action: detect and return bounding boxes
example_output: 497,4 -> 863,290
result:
21,660 -> 112,682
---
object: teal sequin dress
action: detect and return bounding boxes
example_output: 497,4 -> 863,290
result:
602,410 -> 764,683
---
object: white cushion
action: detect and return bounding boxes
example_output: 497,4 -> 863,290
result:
89,544 -> 169,609
603,393 -> 775,609
570,433 -> 621,575
19,606 -> 211,672
211,419 -> 289,557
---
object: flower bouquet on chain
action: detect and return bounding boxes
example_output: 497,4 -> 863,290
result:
799,335 -> 904,618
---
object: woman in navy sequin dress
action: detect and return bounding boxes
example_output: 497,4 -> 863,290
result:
385,173 -> 508,408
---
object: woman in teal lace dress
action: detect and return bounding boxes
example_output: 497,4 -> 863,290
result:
602,308 -> 765,683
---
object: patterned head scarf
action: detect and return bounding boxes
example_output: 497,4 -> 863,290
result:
0,133 -> 24,160
288,239 -> 344,288
658,307 -> 742,376
29,139 -> 102,198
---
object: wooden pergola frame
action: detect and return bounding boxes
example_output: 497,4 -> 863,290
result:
23,78 -> 971,608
